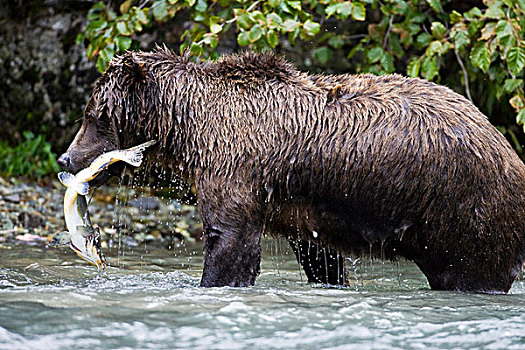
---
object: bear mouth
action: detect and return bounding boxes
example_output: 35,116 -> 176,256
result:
88,163 -> 126,188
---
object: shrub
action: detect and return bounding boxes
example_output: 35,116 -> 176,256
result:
0,132 -> 61,178
77,0 -> 525,151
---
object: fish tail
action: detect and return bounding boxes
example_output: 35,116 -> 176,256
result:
58,172 -> 75,188
123,150 -> 144,167
122,141 -> 157,167
126,140 -> 157,153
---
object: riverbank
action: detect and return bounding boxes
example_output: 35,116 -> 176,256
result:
0,176 -> 203,249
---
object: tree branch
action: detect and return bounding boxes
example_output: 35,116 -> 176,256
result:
455,50 -> 473,103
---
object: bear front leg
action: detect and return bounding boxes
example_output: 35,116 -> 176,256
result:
197,178 -> 265,287
288,238 -> 349,286
200,220 -> 263,287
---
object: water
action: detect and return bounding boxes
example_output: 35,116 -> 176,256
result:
0,241 -> 524,349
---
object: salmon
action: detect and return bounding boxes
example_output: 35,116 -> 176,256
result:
56,140 -> 156,269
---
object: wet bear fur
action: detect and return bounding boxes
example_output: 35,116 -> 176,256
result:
61,47 -> 525,293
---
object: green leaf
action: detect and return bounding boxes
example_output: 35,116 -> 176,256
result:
190,42 -> 203,55
267,30 -> 279,47
152,0 -> 168,20
286,1 -> 301,11
407,58 -> 421,77
204,33 -> 219,48
426,41 -> 443,56
507,47 -> 525,76
99,46 -> 114,62
268,0 -> 281,8
485,4 -> 505,19
236,13 -> 252,30
450,26 -> 470,50
249,25 -> 263,42
195,0 -> 207,12
75,33 -> 85,45
503,79 -> 524,93
450,10 -> 462,24
510,94 -> 524,110
416,33 -> 432,48
96,56 -> 107,73
421,55 -> 439,80
328,35 -> 344,49
237,31 -> 250,46
381,52 -> 395,73
430,22 -> 447,39
480,22 -> 496,40
266,13 -> 282,30
496,20 -> 513,47
470,43 -> 491,72
86,20 -> 107,33
325,4 -> 340,18
366,46 -> 383,63
115,36 -> 132,51
347,42 -> 362,59
303,20 -> 320,36
136,9 -> 149,24
464,7 -> 482,21
282,19 -> 299,32
116,21 -> 132,36
425,0 -> 442,13
517,109 -> 525,129
250,11 -> 265,22
210,23 -> 222,34
314,46 -> 333,65
351,3 -> 366,21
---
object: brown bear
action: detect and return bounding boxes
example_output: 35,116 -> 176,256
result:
58,47 -> 525,293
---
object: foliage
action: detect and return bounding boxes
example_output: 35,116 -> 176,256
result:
0,132 -> 61,178
78,0 -> 525,138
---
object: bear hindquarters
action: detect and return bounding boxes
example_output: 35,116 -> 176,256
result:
415,252 -> 521,294
288,238 -> 348,286
411,223 -> 523,294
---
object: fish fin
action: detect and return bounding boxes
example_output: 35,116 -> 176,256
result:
51,231 -> 71,246
126,140 -> 157,153
58,172 -> 75,188
76,225 -> 95,237
74,181 -> 90,196
123,150 -> 144,167
121,140 -> 157,167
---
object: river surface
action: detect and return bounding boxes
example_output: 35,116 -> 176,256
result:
0,240 -> 524,349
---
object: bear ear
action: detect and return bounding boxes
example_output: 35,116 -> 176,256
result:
121,54 -> 147,84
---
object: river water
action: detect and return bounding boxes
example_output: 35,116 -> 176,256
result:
0,240 -> 524,349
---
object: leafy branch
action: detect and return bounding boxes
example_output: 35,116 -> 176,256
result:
77,0 -> 525,135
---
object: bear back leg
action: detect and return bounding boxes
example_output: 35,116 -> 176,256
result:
414,250 -> 522,294
288,238 -> 348,286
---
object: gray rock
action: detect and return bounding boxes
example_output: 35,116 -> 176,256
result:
4,194 -> 20,203
19,210 -> 45,229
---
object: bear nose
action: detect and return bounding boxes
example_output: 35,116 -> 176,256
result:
57,153 -> 71,170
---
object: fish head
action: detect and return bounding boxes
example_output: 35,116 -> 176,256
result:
70,231 -> 107,270
50,231 -> 71,246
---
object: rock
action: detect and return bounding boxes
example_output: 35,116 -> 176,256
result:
4,194 -> 20,203
19,210 -> 46,229
15,233 -> 47,242
121,235 -> 139,247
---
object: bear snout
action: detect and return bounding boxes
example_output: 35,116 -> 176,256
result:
57,153 -> 72,171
